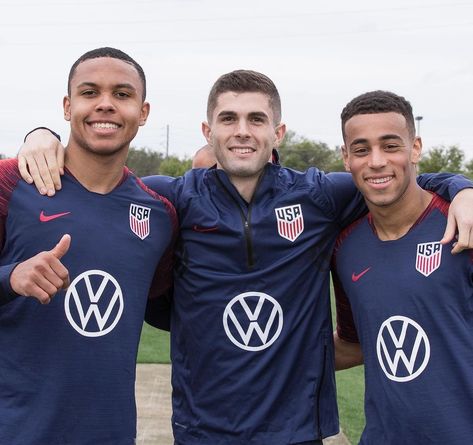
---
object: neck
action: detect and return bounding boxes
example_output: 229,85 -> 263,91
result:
369,185 -> 433,241
229,173 -> 262,203
64,144 -> 128,194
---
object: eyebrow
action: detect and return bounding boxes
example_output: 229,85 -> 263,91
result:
350,134 -> 403,146
217,110 -> 269,119
75,81 -> 137,92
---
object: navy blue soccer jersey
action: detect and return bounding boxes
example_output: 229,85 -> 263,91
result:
143,164 -> 471,445
0,159 -> 176,445
333,193 -> 473,444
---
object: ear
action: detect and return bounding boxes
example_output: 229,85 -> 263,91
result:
202,121 -> 212,145
274,123 -> 286,147
341,145 -> 351,172
63,96 -> 71,121
411,136 -> 422,164
139,102 -> 150,127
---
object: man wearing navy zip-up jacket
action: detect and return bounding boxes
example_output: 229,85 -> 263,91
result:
141,71 -> 473,445
17,71 -> 473,444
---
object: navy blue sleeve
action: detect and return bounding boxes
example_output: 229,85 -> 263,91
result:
141,175 -> 178,204
417,173 -> 473,201
0,263 -> 20,306
318,171 -> 368,229
144,289 -> 172,331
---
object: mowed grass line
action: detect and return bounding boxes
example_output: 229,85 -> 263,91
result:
137,292 -> 365,444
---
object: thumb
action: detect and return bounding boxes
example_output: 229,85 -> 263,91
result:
440,211 -> 456,245
50,234 -> 71,259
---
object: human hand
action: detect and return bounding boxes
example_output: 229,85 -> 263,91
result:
440,188 -> 473,253
18,128 -> 65,196
10,234 -> 71,304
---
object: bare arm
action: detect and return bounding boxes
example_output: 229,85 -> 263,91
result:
334,330 -> 363,371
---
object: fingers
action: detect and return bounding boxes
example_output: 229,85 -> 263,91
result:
32,153 -> 57,196
45,149 -> 63,191
10,235 -> 71,304
56,143 -> 65,176
50,234 -> 71,260
440,212 -> 455,245
18,155 -> 33,184
17,128 -> 65,196
451,226 -> 472,254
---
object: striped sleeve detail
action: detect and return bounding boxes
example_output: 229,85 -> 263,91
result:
331,265 -> 360,343
135,175 -> 178,299
0,158 -> 22,250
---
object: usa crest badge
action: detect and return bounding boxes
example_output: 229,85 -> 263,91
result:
275,204 -> 304,242
415,242 -> 442,277
129,204 -> 151,240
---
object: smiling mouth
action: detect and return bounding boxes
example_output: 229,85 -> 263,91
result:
366,176 -> 393,184
90,122 -> 120,129
230,147 -> 254,154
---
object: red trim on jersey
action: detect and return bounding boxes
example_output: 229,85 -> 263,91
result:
135,175 -> 178,299
0,159 -> 22,251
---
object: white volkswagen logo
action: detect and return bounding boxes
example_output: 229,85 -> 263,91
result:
64,270 -> 124,337
376,315 -> 430,382
223,292 -> 283,351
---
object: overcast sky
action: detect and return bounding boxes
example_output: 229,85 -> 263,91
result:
1,0 -> 472,162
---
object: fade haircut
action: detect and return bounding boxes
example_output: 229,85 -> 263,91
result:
207,70 -> 282,124
67,47 -> 146,101
341,90 -> 416,140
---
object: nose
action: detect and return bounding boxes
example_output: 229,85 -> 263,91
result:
234,118 -> 250,138
367,148 -> 387,169
95,93 -> 116,112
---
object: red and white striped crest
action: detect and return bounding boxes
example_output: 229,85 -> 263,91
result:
129,204 -> 151,240
416,242 -> 442,277
275,204 -> 304,242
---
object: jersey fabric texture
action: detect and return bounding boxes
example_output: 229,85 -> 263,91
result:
0,159 -> 176,445
143,163 -> 469,445
333,194 -> 473,444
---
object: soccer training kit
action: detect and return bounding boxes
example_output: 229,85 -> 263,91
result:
333,193 -> 473,444
144,163 -> 470,445
0,159 -> 176,445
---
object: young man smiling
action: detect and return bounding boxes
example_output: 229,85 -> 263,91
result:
0,48 -> 176,445
333,91 -> 473,443
17,71 -> 473,445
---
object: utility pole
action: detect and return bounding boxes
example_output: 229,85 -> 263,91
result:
415,116 -> 423,137
166,124 -> 169,158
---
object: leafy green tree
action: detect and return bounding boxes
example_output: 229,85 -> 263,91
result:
418,145 -> 465,174
464,158 -> 473,179
126,147 -> 191,177
278,130 -> 344,172
159,156 -> 192,177
126,147 -> 164,177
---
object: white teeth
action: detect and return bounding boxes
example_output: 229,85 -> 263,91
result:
368,177 -> 392,184
232,147 -> 253,154
92,122 -> 119,129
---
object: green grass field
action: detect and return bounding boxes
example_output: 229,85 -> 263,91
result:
137,321 -> 365,444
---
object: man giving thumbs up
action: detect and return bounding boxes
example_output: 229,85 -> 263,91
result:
0,47 -> 176,445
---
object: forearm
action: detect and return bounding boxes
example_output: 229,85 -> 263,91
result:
334,330 -> 363,371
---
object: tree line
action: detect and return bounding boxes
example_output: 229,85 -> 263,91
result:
4,132 -> 471,178
125,131 -> 473,179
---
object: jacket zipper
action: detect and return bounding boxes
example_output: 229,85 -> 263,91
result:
216,174 -> 256,268
315,342 -> 328,439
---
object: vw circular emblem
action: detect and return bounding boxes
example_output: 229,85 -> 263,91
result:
64,269 -> 124,337
223,291 -> 283,351
376,315 -> 430,382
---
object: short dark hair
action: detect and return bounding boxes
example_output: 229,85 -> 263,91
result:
207,70 -> 281,124
67,47 -> 146,100
341,90 -> 415,140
